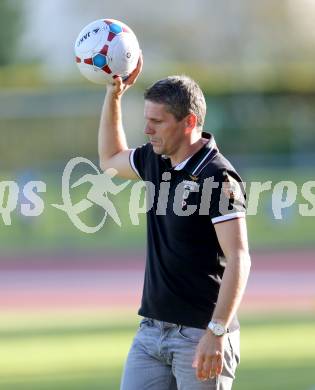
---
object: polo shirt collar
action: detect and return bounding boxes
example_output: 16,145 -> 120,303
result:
161,132 -> 218,175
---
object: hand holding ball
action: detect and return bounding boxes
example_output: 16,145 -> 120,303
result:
74,19 -> 140,85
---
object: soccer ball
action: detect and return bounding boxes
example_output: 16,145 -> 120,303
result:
74,19 -> 140,85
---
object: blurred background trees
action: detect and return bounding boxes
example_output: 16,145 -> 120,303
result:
0,0 -> 22,65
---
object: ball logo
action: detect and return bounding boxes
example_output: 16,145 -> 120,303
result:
126,52 -> 131,59
77,31 -> 92,47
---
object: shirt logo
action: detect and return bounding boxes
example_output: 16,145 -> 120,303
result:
222,172 -> 245,205
182,180 -> 200,210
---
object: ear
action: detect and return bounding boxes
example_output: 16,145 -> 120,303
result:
184,113 -> 197,133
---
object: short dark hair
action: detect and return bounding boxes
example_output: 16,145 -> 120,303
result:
144,75 -> 206,129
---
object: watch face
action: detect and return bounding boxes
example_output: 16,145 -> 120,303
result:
213,323 -> 225,336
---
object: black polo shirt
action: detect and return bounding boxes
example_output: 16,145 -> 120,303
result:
129,132 -> 246,329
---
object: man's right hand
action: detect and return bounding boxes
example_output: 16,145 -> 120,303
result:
107,52 -> 143,97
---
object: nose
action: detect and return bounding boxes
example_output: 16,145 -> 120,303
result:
144,123 -> 154,135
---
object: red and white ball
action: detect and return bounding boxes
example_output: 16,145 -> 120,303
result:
74,19 -> 140,84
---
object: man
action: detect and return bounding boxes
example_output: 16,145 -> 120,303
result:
99,56 -> 251,390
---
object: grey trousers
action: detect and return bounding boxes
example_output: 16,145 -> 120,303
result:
120,318 -> 240,390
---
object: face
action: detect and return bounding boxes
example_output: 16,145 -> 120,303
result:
144,100 -> 187,156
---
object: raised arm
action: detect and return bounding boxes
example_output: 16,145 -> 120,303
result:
98,55 -> 143,179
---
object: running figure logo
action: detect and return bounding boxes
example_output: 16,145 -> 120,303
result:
52,157 -> 130,233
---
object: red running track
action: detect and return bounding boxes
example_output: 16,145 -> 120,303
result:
0,250 -> 314,313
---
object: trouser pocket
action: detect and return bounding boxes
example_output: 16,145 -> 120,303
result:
177,325 -> 206,342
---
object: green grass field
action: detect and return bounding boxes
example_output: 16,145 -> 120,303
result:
0,310 -> 314,390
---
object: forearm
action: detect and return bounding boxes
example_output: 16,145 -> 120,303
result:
194,253 -> 250,381
98,89 -> 128,168
212,250 -> 251,328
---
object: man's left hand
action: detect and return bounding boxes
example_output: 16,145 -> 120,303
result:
192,330 -> 224,381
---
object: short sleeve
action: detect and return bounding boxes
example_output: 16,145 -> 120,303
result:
129,143 -> 152,180
208,169 -> 246,224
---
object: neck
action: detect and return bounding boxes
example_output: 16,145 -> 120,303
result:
170,133 -> 205,167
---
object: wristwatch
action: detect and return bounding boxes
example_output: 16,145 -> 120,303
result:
207,321 -> 227,336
